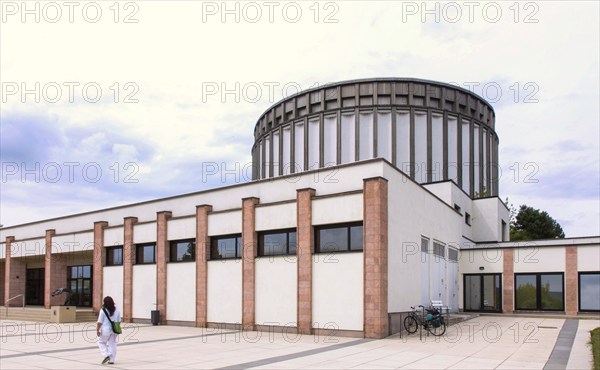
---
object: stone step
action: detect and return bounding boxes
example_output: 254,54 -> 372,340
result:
0,307 -> 97,323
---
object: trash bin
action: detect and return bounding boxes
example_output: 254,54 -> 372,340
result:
151,310 -> 160,325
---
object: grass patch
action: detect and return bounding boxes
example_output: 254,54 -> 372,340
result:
592,327 -> 600,370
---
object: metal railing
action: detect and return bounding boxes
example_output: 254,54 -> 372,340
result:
4,294 -> 25,316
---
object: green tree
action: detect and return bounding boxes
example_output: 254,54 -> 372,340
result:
510,205 -> 565,240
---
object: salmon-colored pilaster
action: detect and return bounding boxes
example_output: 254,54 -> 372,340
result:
44,229 -> 56,308
93,221 -> 108,313
196,205 -> 212,327
45,229 -> 67,307
242,197 -> 259,330
156,211 -> 172,324
363,177 -> 389,339
0,261 -> 5,305
5,236 -> 26,307
503,248 -> 514,313
296,188 -> 315,335
565,246 -> 578,315
49,254 -> 67,306
123,217 -> 138,322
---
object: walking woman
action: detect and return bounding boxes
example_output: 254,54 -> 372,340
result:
97,296 -> 121,365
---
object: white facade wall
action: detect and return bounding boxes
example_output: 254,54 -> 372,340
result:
10,238 -> 45,257
208,211 -> 241,236
167,217 -> 196,240
255,203 -> 296,231
0,242 -> 4,259
133,222 -> 156,244
312,194 -> 363,225
104,227 -> 124,247
207,260 -> 242,323
459,249 -> 504,274
384,166 -> 462,312
132,265 -> 157,319
513,247 -> 565,273
578,245 -> 600,271
312,252 -> 363,331
103,266 -> 124,309
255,257 -> 297,326
457,248 -> 504,311
472,198 -> 509,242
422,182 -> 475,243
0,163 -> 384,241
53,232 -> 94,254
166,262 -> 196,322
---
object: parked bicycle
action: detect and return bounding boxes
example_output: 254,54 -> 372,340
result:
403,305 -> 446,336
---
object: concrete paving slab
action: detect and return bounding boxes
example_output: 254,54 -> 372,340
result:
0,316 -> 596,369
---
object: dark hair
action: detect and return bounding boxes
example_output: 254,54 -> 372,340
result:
103,296 -> 116,316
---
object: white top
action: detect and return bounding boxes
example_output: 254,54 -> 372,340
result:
98,307 -> 121,331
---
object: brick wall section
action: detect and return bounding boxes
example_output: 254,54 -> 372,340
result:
242,197 -> 259,330
123,217 -> 138,323
502,248 -> 514,313
565,246 -> 578,315
49,254 -> 67,306
0,260 -> 4,305
196,205 -> 212,327
44,229 -> 56,308
363,177 -> 389,339
5,236 -> 26,307
93,221 -> 108,313
156,211 -> 172,324
296,188 -> 315,335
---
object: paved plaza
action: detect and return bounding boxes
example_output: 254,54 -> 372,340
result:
0,316 -> 597,369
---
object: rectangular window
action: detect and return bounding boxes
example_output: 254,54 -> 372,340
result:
579,272 -> 600,312
421,237 -> 429,253
431,113 -> 444,182
359,112 -> 373,160
414,112 -> 428,182
501,220 -> 507,241
433,242 -> 445,258
448,248 -> 458,262
210,234 -> 242,260
396,111 -> 410,174
465,212 -> 472,226
315,223 -> 363,253
136,243 -> 156,264
106,246 -> 123,266
323,115 -> 337,166
258,229 -> 296,256
447,116 -> 458,183
515,273 -> 564,311
376,111 -> 392,162
169,239 -> 195,262
341,113 -> 355,164
464,274 -> 502,312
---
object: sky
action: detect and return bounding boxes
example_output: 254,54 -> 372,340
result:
1,0 -> 599,237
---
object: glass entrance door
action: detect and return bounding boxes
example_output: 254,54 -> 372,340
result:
464,274 -> 502,312
25,268 -> 45,305
67,265 -> 92,307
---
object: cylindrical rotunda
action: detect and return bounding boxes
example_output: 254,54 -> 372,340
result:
252,78 -> 498,198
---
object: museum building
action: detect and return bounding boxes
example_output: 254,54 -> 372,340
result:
1,78 -> 598,339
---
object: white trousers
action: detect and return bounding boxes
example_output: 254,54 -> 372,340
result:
98,328 -> 117,363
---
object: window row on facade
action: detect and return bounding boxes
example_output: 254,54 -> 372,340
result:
255,109 -> 498,197
420,236 -> 459,261
105,222 -> 364,265
464,272 -> 600,313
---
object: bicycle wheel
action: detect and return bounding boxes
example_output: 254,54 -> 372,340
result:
403,315 -> 418,334
427,319 -> 446,336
